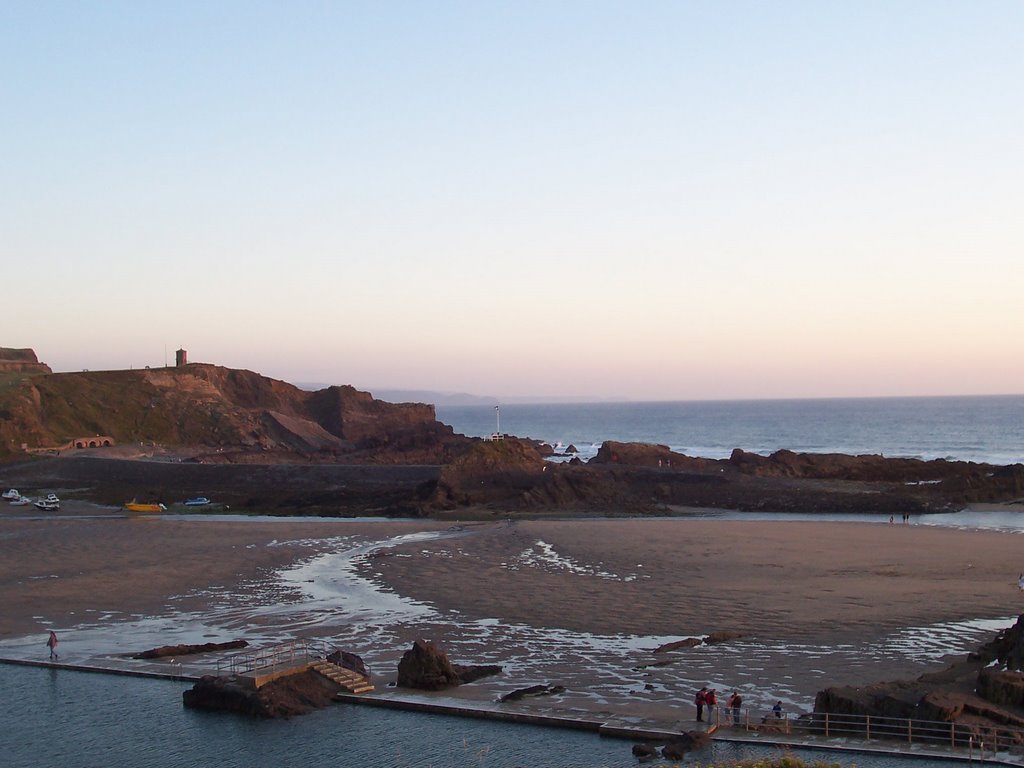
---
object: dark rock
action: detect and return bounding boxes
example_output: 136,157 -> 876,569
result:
977,668 -> 1024,707
182,670 -> 338,718
498,683 -> 565,702
704,630 -> 744,645
394,640 -> 500,690
661,730 -> 711,759
133,639 -> 248,659
591,441 -> 711,470
326,649 -> 368,677
631,743 -> 658,760
397,639 -> 461,690
653,638 -> 702,653
455,664 -> 503,684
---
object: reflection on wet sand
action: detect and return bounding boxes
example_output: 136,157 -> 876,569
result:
2,518 -> 1017,725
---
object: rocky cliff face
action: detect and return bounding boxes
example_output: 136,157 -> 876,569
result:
0,347 -> 51,376
0,363 -> 471,463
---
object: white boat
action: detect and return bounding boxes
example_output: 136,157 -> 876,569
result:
34,499 -> 59,511
42,493 -> 60,504
10,495 -> 32,506
2,489 -> 20,501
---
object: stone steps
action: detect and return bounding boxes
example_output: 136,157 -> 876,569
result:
309,659 -> 375,694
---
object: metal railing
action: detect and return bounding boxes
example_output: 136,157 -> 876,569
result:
707,707 -> 1024,760
215,639 -> 371,681
805,711 -> 1024,755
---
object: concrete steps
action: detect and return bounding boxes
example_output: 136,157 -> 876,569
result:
309,659 -> 374,694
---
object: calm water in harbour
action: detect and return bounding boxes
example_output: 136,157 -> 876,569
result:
4,665 -> 968,768
436,394 -> 1024,465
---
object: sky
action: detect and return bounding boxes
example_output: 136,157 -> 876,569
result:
2,2 -> 1021,402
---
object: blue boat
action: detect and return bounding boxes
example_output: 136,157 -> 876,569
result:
183,497 -> 211,507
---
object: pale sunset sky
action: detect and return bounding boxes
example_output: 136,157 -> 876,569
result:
2,2 -> 1021,401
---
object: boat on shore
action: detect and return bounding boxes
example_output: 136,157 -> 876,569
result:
123,502 -> 167,513
2,488 -> 21,500
183,497 -> 211,507
34,499 -> 59,511
10,495 -> 32,506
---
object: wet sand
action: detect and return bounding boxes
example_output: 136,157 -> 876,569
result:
2,509 -> 1023,721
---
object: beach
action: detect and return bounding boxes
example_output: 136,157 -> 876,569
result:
2,507 -> 1023,722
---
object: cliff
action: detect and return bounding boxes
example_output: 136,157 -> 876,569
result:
0,363 -> 471,463
0,347 -> 51,377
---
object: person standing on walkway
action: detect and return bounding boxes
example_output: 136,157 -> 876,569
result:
705,688 -> 718,722
46,630 -> 59,660
694,686 -> 708,722
772,700 -> 783,719
727,691 -> 743,725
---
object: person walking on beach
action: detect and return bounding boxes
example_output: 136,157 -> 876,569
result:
694,686 -> 708,722
46,630 -> 59,660
772,700 -> 783,719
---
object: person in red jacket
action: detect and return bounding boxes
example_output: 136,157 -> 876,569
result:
706,688 -> 718,720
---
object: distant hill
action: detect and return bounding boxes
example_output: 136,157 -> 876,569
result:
0,364 -> 472,463
294,385 -> 497,406
294,385 -> 628,406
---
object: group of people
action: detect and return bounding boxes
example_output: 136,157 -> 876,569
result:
694,686 -> 782,726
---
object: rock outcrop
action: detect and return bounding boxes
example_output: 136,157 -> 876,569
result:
814,614 -> 1024,742
660,730 -> 712,759
133,639 -> 248,659
498,683 -> 566,702
182,670 -> 339,718
395,639 -> 501,690
0,347 -> 51,376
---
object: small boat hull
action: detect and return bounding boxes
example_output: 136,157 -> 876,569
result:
34,501 -> 59,511
124,502 -> 167,513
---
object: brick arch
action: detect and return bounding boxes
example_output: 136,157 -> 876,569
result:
73,436 -> 116,449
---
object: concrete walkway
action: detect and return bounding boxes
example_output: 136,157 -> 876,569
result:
3,654 -> 1018,765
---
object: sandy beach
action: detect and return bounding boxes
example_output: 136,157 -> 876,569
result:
2,506 -> 1023,723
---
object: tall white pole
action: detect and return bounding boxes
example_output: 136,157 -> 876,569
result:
495,405 -> 500,435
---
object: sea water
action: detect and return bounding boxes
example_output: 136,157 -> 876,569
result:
437,394 -> 1024,465
3,664 -> 969,768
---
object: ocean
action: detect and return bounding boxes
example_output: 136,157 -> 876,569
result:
436,394 -> 1024,465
